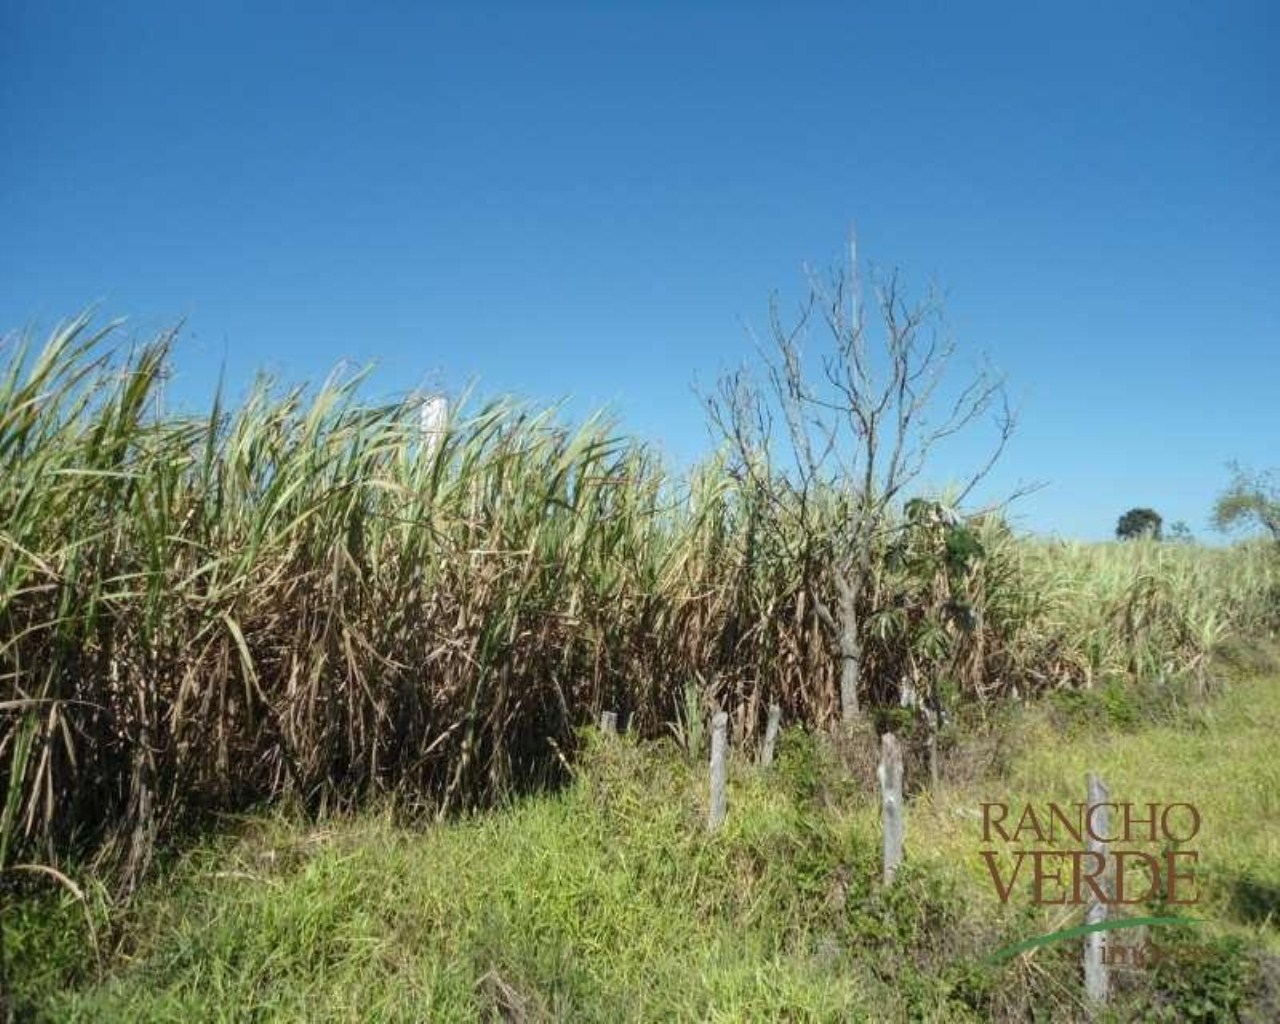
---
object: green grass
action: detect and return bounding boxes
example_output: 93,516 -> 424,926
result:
6,669 -> 1279,1022
10,745 -> 892,1022
907,671 -> 1280,951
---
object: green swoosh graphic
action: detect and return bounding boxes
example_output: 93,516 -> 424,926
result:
986,915 -> 1200,963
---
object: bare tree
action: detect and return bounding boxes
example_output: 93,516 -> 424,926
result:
706,234 -> 1017,725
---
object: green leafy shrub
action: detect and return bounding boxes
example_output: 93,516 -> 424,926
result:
1140,931 -> 1255,1022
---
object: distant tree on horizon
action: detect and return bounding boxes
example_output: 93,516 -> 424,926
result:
1166,520 -> 1195,543
1116,507 -> 1162,541
1214,463 -> 1280,545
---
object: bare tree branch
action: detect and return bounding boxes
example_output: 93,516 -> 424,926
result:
701,235 -> 1021,722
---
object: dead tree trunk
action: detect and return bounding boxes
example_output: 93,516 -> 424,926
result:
836,576 -> 861,722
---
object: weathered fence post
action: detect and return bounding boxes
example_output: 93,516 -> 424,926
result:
759,703 -> 782,767
708,711 -> 728,831
925,706 -> 940,790
878,732 -> 904,885
1084,771 -> 1110,1009
599,710 -> 618,737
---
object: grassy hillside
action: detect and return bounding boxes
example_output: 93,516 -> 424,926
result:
7,660 -> 1278,1022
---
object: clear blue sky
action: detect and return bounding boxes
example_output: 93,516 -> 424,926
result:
3,1 -> 1276,539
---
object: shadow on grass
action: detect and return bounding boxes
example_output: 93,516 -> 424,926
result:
1228,876 -> 1280,930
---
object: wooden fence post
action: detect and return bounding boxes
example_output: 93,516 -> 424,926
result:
925,706 -> 940,790
599,710 -> 617,737
878,732 -> 904,885
1084,771 -> 1110,1009
708,711 -> 728,831
759,703 -> 782,767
